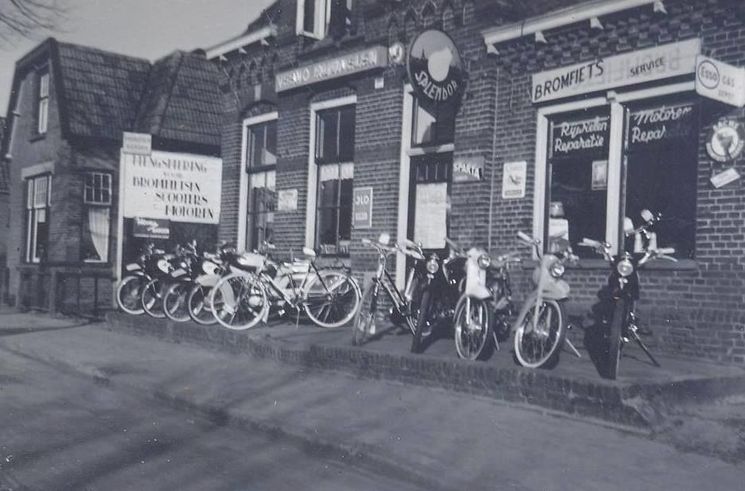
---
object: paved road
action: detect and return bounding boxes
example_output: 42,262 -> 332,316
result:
0,348 -> 424,491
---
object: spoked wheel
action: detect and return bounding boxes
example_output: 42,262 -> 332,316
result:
352,281 -> 378,346
116,275 -> 147,315
304,271 -> 361,328
513,296 -> 566,369
141,278 -> 167,319
453,296 -> 493,361
606,298 -> 627,380
210,273 -> 267,330
163,282 -> 191,322
187,284 -> 218,325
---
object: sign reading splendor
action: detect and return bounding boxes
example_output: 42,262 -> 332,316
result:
121,150 -> 222,224
532,39 -> 701,103
408,29 -> 464,105
275,46 -> 387,92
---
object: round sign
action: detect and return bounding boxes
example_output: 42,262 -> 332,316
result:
697,59 -> 720,90
706,119 -> 745,162
407,30 -> 464,106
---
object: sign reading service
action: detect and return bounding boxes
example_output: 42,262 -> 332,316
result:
532,39 -> 701,103
408,29 -> 464,105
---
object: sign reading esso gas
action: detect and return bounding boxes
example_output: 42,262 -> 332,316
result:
408,30 -> 464,106
695,55 -> 745,108
121,151 -> 222,224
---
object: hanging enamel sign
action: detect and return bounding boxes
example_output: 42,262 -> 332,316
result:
706,119 -> 745,162
408,29 -> 464,105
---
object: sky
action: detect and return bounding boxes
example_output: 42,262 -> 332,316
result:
0,0 -> 276,115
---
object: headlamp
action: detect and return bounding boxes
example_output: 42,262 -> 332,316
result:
477,254 -> 492,270
549,262 -> 565,279
616,258 -> 634,277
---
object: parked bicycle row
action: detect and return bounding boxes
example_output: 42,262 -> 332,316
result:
116,241 -> 362,331
351,209 -> 676,380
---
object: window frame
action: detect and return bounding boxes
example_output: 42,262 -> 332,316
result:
296,0 -> 353,39
36,69 -> 50,136
82,172 -> 112,263
24,174 -> 52,264
532,81 -> 697,261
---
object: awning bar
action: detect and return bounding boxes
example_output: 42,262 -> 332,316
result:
205,25 -> 276,60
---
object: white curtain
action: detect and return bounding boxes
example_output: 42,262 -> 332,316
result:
88,207 -> 110,261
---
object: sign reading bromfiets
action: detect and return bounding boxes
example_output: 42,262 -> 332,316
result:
407,29 -> 464,106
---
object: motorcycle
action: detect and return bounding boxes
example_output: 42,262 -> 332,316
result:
116,243 -> 162,315
512,231 -> 581,369
186,243 -> 234,326
580,209 -> 675,379
411,237 -> 467,354
162,240 -> 208,323
452,247 -> 521,360
141,244 -> 194,319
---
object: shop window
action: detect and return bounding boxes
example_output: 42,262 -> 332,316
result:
297,0 -> 353,39
623,100 -> 699,259
36,70 -> 49,135
315,104 -> 355,255
245,119 -> 278,250
25,174 -> 51,263
82,172 -> 111,263
546,110 -> 610,257
412,97 -> 455,147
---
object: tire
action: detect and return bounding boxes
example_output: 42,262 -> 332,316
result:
607,298 -> 627,380
163,282 -> 191,323
210,273 -> 267,330
187,284 -> 218,326
116,275 -> 146,315
352,281 -> 378,346
411,290 -> 432,354
513,295 -> 566,369
453,295 -> 493,361
141,278 -> 167,319
304,270 -> 362,328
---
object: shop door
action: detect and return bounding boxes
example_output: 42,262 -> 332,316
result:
407,152 -> 452,256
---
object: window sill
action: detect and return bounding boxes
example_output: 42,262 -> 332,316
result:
29,133 -> 46,143
520,258 -> 699,272
297,31 -> 364,59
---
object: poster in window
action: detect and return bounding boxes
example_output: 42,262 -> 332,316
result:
591,160 -> 608,190
414,182 -> 448,249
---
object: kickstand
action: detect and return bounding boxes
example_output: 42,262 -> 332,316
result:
492,331 -> 500,351
565,338 -> 582,358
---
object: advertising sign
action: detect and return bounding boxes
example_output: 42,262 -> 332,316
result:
551,115 -> 610,157
706,119 -> 745,162
132,217 -> 170,239
352,187 -> 373,229
122,132 -> 152,155
628,102 -> 697,149
121,151 -> 222,224
453,156 -> 485,182
275,46 -> 388,92
408,29 -> 464,106
532,39 -> 701,103
502,161 -> 527,199
277,189 -> 298,211
414,182 -> 448,249
695,55 -> 745,108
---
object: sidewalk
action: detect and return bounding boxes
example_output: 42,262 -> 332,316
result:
0,310 -> 744,490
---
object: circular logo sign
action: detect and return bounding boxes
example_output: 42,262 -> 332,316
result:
407,30 -> 464,105
697,59 -> 720,90
706,119 -> 745,162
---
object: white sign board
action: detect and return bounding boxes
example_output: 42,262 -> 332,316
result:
710,167 -> 741,188
532,39 -> 701,103
695,55 -> 745,108
277,189 -> 298,211
122,132 -> 152,155
502,161 -> 527,199
414,183 -> 448,249
121,150 -> 222,224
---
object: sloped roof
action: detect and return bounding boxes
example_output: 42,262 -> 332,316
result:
0,117 -> 7,194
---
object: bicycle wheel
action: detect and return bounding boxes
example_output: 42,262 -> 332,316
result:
141,278 -> 167,319
453,295 -> 493,361
607,298 -> 627,380
116,275 -> 146,315
210,273 -> 267,330
352,280 -> 378,346
187,283 -> 218,326
513,295 -> 566,369
304,270 -> 361,328
163,282 -> 191,323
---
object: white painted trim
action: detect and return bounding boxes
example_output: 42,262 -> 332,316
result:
610,81 -> 695,102
238,112 -> 279,251
305,96 -> 357,250
115,152 -> 127,287
482,0 -> 655,48
531,114 -> 548,258
606,102 -> 625,252
20,161 -> 55,179
205,26 -> 276,60
396,87 -> 414,290
407,143 -> 455,157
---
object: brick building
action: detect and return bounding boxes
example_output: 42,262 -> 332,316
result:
0,116 -> 8,303
208,0 -> 744,365
0,39 -> 222,314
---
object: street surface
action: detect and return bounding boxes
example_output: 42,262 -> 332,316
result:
1,310 -> 744,491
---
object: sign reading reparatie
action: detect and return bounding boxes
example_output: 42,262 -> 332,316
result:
275,46 -> 388,92
121,150 -> 222,224
531,39 -> 701,103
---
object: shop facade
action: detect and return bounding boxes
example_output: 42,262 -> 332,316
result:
211,0 -> 745,364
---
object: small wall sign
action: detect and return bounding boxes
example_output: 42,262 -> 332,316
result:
695,55 -> 745,108
352,187 -> 373,229
122,132 -> 152,155
133,217 -> 170,239
706,119 -> 745,162
710,167 -> 741,188
407,29 -> 464,106
502,161 -> 527,199
453,156 -> 485,182
277,189 -> 298,212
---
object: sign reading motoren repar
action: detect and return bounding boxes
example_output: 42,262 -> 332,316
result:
531,39 -> 701,103
121,151 -> 222,224
408,29 -> 464,105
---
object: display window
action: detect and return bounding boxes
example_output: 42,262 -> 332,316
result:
245,118 -> 278,251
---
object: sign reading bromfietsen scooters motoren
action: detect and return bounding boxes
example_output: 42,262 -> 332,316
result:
408,30 -> 464,105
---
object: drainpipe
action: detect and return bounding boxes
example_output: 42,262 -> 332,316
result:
487,64 -> 500,252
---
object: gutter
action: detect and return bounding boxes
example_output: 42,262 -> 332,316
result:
204,26 -> 276,61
